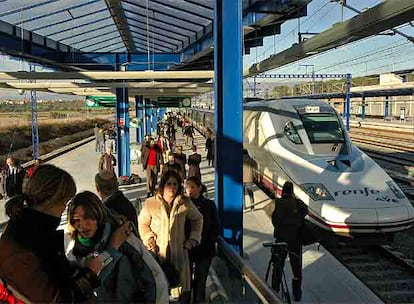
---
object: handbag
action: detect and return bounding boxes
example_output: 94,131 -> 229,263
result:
153,254 -> 180,289
298,222 -> 317,246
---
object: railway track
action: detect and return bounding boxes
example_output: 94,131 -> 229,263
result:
352,136 -> 414,153
327,244 -> 414,304
352,133 -> 413,147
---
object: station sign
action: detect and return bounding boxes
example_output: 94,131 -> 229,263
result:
85,96 -> 116,108
156,96 -> 191,108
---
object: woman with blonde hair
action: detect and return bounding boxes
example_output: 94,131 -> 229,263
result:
0,165 -> 104,303
139,170 -> 203,303
65,191 -> 168,303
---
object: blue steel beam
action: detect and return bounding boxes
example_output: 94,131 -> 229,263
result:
180,4 -> 305,66
104,0 -> 136,52
214,0 -> 243,255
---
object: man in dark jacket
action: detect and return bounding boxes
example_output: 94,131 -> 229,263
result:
141,138 -> 164,197
95,170 -> 138,229
5,157 -> 24,198
161,153 -> 181,177
271,181 -> 308,301
98,146 -> 116,174
188,145 -> 202,181
174,145 -> 187,182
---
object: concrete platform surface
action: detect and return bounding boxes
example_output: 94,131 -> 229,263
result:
243,187 -> 383,304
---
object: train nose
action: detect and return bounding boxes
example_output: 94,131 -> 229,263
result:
376,205 -> 410,224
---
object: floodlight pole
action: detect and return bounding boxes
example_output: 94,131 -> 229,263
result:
30,63 -> 39,160
345,73 -> 351,131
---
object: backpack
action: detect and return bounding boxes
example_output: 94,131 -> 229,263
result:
0,279 -> 25,304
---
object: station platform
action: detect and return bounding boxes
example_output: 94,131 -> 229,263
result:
0,130 -> 384,303
349,118 -> 414,131
243,186 -> 383,303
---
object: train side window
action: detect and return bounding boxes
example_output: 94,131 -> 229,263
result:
284,122 -> 303,144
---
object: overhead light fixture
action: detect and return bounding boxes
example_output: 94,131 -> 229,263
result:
306,51 -> 319,55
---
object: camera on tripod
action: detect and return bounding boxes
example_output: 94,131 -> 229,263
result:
263,241 -> 292,303
263,241 -> 288,254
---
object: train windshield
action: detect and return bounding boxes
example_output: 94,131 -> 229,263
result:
301,114 -> 345,143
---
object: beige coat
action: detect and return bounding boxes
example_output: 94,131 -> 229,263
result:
138,194 -> 203,296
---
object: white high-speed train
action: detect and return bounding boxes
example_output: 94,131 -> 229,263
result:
188,99 -> 414,242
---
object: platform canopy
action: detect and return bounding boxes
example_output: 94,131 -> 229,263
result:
0,70 -> 213,97
0,0 -> 309,72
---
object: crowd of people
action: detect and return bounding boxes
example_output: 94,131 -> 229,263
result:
0,112 -> 222,304
141,112 -> 213,199
0,111 -> 312,303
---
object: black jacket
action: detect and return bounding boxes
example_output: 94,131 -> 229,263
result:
162,162 -> 181,177
189,195 -> 221,260
0,209 -> 99,303
188,153 -> 202,181
272,197 -> 307,243
205,138 -> 214,160
174,152 -> 187,179
5,167 -> 24,197
104,190 -> 138,230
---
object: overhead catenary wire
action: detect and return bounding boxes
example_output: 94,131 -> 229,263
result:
146,0 -> 151,71
253,1 -> 330,61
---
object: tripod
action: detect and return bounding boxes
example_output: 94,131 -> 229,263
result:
263,242 -> 291,304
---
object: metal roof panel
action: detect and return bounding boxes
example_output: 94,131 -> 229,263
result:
59,24 -> 119,45
125,0 -> 210,26
124,11 -> 195,37
122,2 -> 203,32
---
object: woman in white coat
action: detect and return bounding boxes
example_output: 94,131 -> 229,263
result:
139,170 -> 203,303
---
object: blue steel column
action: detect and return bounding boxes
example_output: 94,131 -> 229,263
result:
116,88 -> 130,177
145,98 -> 152,136
143,98 -> 147,136
151,106 -> 157,135
214,0 -> 243,254
29,64 -> 39,159
345,73 -> 351,131
135,95 -> 143,143
361,96 -> 366,120
385,96 -> 389,119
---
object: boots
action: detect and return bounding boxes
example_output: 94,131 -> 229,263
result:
292,278 -> 302,302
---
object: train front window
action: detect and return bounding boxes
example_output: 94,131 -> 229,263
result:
301,114 -> 344,143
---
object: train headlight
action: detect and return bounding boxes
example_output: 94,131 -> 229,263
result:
386,181 -> 406,199
301,183 -> 334,201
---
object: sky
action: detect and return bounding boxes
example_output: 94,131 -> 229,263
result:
1,0 -> 414,98
244,0 -> 414,81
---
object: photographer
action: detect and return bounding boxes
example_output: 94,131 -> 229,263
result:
271,181 -> 307,302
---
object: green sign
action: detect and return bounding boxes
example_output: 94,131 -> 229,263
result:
85,96 -> 116,108
156,96 -> 191,108
130,117 -> 142,128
